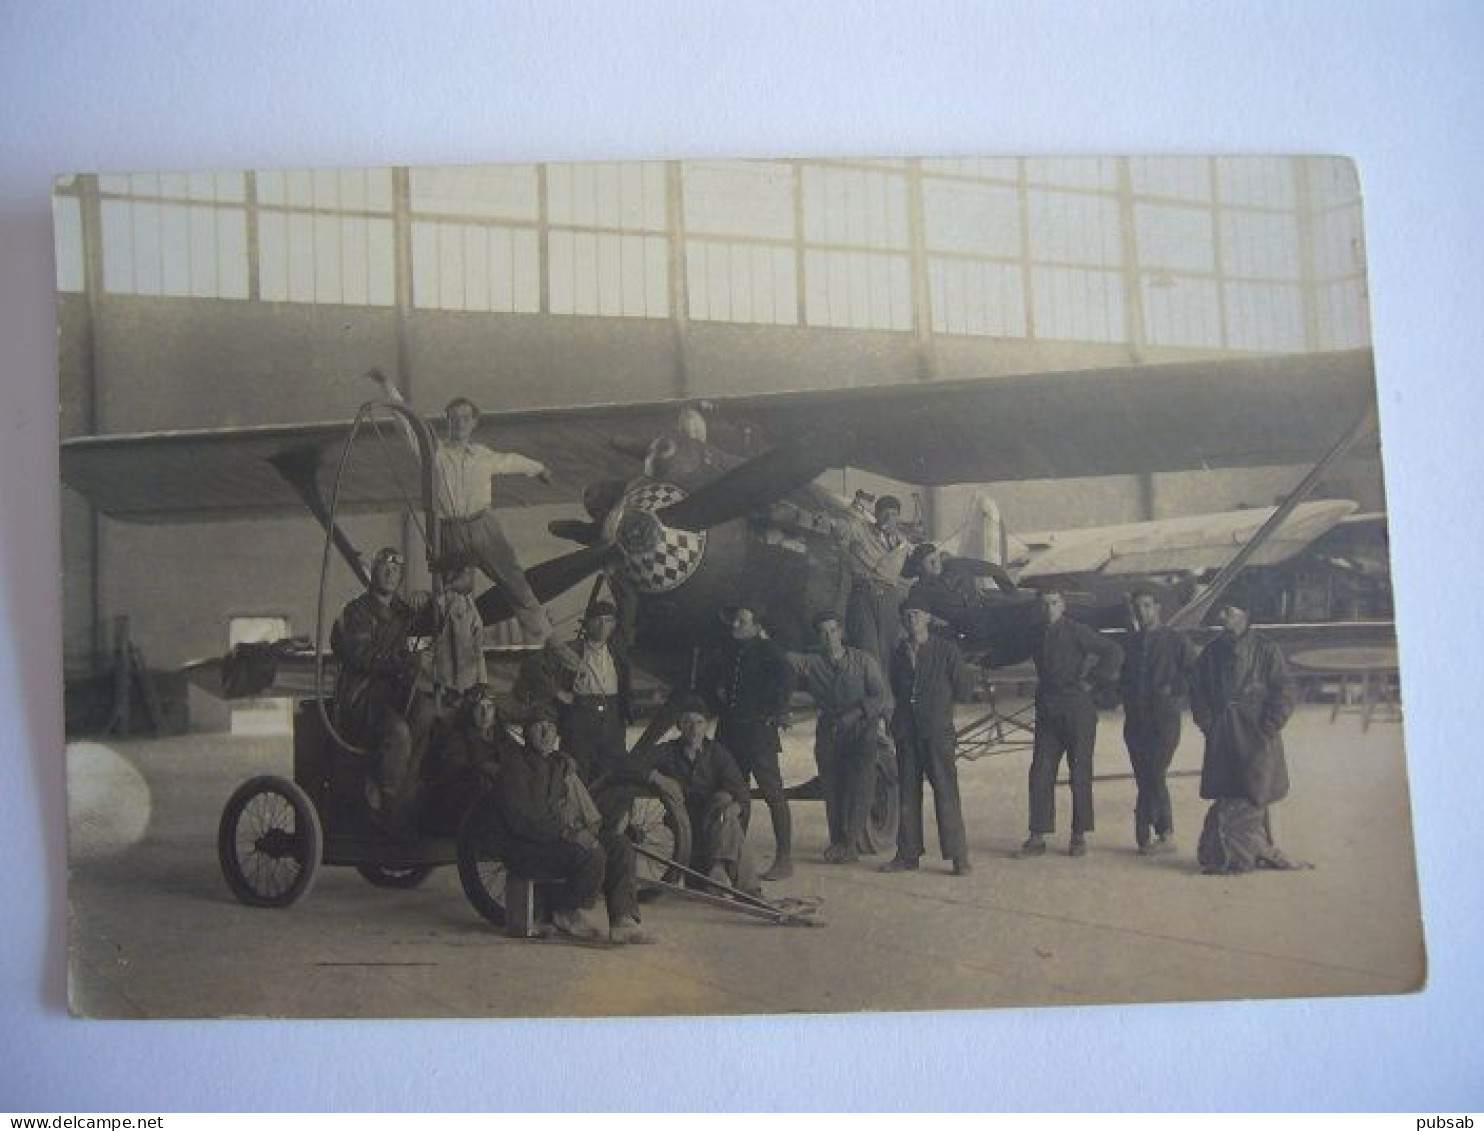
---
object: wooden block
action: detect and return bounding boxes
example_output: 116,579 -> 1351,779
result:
505,874 -> 539,938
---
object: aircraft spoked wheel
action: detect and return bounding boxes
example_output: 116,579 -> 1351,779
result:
625,786 -> 692,898
355,864 -> 435,889
218,775 -> 324,908
861,747 -> 901,855
455,800 -> 508,928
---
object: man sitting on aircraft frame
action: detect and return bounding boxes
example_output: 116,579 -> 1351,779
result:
330,546 -> 434,839
367,369 -> 556,645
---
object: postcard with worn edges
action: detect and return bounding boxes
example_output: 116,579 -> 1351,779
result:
57,155 -> 1420,1018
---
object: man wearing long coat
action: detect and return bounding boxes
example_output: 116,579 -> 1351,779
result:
1189,601 -> 1301,872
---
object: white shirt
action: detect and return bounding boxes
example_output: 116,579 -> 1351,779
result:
435,441 -> 545,518
572,641 -> 619,697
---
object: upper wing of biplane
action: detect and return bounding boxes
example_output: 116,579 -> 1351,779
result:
61,348 -> 1377,523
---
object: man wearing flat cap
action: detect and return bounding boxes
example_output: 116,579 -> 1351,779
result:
882,591 -> 976,875
1189,599 -> 1303,873
518,598 -> 633,784
785,609 -> 891,863
705,601 -> 796,879
641,695 -> 759,892
492,702 -> 653,943
331,546 -> 434,836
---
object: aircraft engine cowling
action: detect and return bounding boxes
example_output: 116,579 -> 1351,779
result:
602,480 -> 708,595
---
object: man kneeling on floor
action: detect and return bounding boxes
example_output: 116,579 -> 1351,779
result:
643,695 -> 760,896
493,703 -> 655,944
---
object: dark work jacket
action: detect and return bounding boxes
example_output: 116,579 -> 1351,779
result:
494,742 -> 585,845
645,737 -> 750,813
1032,617 -> 1123,704
331,591 -> 417,742
1120,625 -> 1197,720
889,635 -> 975,744
708,635 -> 793,756
1190,628 -> 1295,807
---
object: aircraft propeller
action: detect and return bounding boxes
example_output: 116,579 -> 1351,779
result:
479,428 -> 855,625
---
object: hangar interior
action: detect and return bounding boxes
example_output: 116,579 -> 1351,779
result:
53,156 -> 1376,732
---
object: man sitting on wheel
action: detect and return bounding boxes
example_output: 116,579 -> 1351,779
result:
331,546 -> 433,839
639,695 -> 759,896
493,703 -> 655,945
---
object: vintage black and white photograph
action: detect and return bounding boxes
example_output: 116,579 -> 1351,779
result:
56,155 -> 1421,1019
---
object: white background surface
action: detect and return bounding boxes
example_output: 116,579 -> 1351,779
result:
2,0 -> 1480,1111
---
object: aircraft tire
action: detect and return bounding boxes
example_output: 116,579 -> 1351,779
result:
218,775 -> 324,908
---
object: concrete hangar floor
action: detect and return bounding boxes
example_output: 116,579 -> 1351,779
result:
67,704 -> 1422,1019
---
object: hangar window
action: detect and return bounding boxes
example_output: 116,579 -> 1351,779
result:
924,179 -> 1019,258
257,169 -> 395,306
1025,158 -> 1118,192
801,166 -> 911,330
1225,281 -> 1306,351
1216,157 -> 1296,209
52,190 -> 85,293
804,249 -> 912,331
1129,157 -> 1212,203
686,240 -> 796,325
1220,210 -> 1301,280
929,258 -> 1025,337
1033,266 -> 1125,343
409,165 -> 540,313
97,172 -> 249,299
547,161 -> 670,319
1142,274 -> 1222,348
412,221 -> 539,313
921,157 -> 1019,182
1316,278 -> 1371,350
683,161 -> 798,326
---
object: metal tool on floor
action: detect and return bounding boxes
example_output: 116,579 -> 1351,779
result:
630,842 -> 824,927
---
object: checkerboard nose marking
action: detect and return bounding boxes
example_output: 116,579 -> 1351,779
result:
603,480 -> 708,595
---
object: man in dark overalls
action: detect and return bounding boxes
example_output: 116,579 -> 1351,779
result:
1016,589 -> 1122,859
881,591 -> 976,875
708,601 -> 796,879
1120,586 -> 1196,854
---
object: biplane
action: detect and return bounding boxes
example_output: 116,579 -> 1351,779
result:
59,348 -> 1382,912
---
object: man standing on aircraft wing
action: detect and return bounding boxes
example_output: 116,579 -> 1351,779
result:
1120,586 -> 1197,855
1189,600 -> 1307,874
707,600 -> 796,880
368,369 -> 555,644
881,590 -> 975,876
786,610 -> 891,863
1016,589 -> 1122,859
